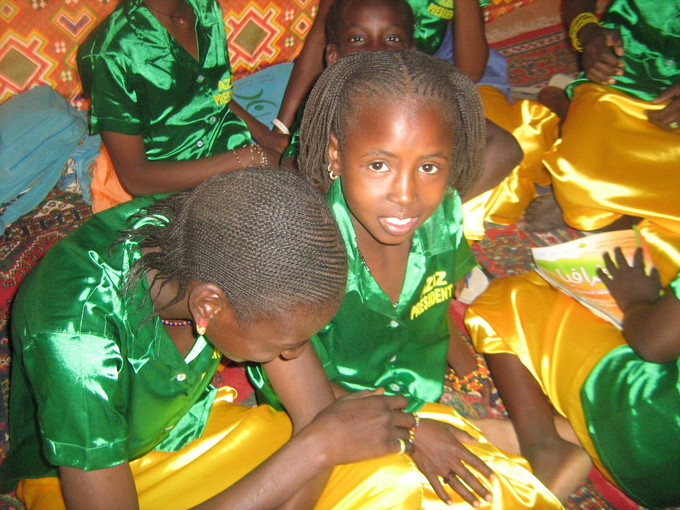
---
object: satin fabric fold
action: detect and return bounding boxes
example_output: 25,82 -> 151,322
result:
466,272 -> 680,509
18,395 -> 562,510
462,86 -> 559,239
543,83 -> 680,233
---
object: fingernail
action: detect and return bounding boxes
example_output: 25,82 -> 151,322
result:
486,494 -> 493,502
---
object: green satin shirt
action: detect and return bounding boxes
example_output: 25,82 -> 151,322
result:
249,180 -> 476,412
0,197 -> 221,491
580,271 -> 680,509
408,0 -> 490,55
567,0 -> 680,101
77,0 -> 251,161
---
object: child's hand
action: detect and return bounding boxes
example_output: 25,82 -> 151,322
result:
305,389 -> 415,467
597,247 -> 661,313
410,418 -> 494,506
646,83 -> 680,131
580,25 -> 625,85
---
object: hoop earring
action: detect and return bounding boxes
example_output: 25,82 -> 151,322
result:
328,163 -> 339,181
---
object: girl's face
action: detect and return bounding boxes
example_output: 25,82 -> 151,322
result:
326,0 -> 414,64
329,99 -> 453,248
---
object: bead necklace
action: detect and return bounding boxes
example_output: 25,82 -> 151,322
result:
160,319 -> 193,327
145,3 -> 188,24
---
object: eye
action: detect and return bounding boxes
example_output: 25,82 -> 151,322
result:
419,163 -> 440,175
348,35 -> 364,43
368,161 -> 389,172
386,35 -> 402,43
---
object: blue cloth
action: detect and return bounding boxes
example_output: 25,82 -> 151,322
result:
433,23 -> 511,100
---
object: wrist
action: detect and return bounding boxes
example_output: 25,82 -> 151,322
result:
569,12 -> 601,52
446,357 -> 489,393
272,118 -> 290,135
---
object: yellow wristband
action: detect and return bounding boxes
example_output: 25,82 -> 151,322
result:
569,12 -> 601,52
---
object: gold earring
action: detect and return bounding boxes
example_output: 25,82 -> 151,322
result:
328,163 -> 338,181
196,319 -> 207,336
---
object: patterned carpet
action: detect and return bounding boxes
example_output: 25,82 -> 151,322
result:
0,19 -> 649,510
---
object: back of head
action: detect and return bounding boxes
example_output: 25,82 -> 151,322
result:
298,49 -> 485,196
125,167 -> 347,323
325,0 -> 416,46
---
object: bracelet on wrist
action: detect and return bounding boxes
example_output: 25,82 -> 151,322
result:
271,118 -> 290,135
249,144 -> 269,166
232,149 -> 244,168
569,12 -> 601,52
446,357 -> 489,393
408,414 -> 421,445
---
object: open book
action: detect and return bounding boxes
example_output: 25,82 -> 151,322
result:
531,229 -> 653,329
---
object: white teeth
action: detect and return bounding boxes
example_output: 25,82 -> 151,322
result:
385,217 -> 412,225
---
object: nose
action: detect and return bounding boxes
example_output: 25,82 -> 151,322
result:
389,169 -> 417,206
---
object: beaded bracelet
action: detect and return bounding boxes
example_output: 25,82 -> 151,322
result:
232,149 -> 244,168
408,414 -> 421,445
446,358 -> 489,393
249,144 -> 269,166
569,12 -> 601,52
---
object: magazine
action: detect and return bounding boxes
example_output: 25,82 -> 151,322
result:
531,229 -> 653,329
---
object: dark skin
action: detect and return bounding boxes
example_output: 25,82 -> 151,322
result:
277,0 -> 489,128
101,0 -> 288,197
543,0 -> 680,131
59,264 -> 417,510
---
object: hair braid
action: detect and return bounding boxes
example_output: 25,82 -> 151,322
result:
122,167 -> 348,324
299,49 -> 485,197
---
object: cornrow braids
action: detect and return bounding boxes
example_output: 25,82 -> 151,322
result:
299,49 -> 485,197
325,0 -> 416,46
122,167 -> 347,324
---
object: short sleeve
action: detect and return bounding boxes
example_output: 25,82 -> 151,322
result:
23,331 -> 130,470
78,51 -> 144,135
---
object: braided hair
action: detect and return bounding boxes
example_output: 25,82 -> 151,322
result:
299,49 -> 486,197
122,167 -> 347,324
326,0 -> 416,47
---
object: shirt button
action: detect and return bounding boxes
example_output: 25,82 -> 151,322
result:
389,383 -> 401,392
196,140 -> 204,148
209,116 -> 217,124
390,355 -> 397,363
389,320 -> 399,328
176,373 -> 186,382
197,75 -> 205,83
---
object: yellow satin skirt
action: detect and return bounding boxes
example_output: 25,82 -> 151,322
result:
465,272 -> 627,483
17,388 -> 562,509
463,86 -> 560,240
543,83 -> 680,233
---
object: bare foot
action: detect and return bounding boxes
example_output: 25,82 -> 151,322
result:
524,439 -> 591,502
520,193 -> 570,232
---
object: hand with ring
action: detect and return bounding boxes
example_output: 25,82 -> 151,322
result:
409,418 -> 494,506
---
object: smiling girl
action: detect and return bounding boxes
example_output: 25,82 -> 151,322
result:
250,50 -> 563,508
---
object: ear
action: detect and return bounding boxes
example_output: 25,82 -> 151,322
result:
187,282 -> 233,331
328,131 -> 343,177
325,44 -> 339,65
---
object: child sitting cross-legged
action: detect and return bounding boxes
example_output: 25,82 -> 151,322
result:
249,49 -> 564,509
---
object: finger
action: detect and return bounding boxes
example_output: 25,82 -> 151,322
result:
426,472 -> 453,505
381,393 -> 409,410
649,265 -> 660,282
450,427 -> 479,445
652,86 -> 680,104
391,410 -> 417,429
456,449 -> 495,481
633,247 -> 645,268
613,246 -> 628,268
601,250 -> 616,276
444,470 -> 484,507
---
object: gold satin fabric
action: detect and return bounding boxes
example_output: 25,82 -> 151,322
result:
465,272 -> 624,483
543,83 -> 680,233
637,219 -> 680,285
18,389 -> 562,509
462,86 -> 559,240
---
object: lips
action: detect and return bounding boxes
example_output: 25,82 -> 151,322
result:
379,216 -> 418,236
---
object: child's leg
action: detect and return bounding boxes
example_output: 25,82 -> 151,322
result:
484,352 -> 590,502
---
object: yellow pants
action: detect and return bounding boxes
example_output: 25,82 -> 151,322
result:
18,388 -> 562,509
543,83 -> 680,234
463,86 -> 560,240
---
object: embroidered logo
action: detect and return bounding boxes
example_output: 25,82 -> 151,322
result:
213,75 -> 233,105
427,0 -> 454,20
410,271 -> 453,319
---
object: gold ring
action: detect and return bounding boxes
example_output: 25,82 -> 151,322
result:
670,121 -> 679,130
397,438 -> 407,454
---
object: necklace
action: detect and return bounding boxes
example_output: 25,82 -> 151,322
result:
161,318 -> 193,326
145,3 -> 187,24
